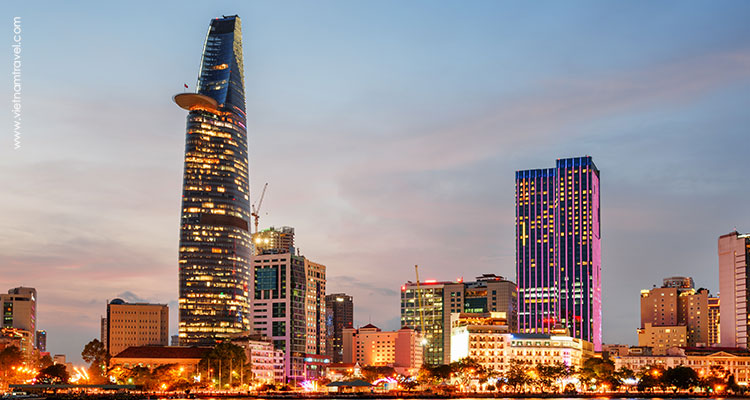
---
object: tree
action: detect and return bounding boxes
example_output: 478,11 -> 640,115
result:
81,338 -> 110,383
636,366 -> 665,392
0,346 -> 25,384
37,354 -> 53,370
199,342 -> 248,388
36,364 -> 69,384
504,359 -> 532,393
580,356 -> 619,391
361,365 -> 396,382
663,366 -> 698,392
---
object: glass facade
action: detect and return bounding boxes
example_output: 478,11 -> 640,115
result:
176,16 -> 252,345
515,156 -> 601,350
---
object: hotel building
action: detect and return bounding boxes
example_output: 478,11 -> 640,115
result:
719,231 -> 750,348
639,276 -> 711,348
342,324 -> 423,373
400,274 -> 517,365
515,156 -> 601,350
174,15 -> 252,345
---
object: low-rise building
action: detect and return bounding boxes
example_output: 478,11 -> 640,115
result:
615,347 -> 750,385
342,324 -> 422,374
637,322 -> 686,354
451,323 -> 593,373
227,333 -> 285,383
110,346 -> 210,373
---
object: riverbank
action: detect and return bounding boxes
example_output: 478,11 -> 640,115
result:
30,392 -> 750,400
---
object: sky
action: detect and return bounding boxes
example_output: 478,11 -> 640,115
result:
1,1 -> 750,364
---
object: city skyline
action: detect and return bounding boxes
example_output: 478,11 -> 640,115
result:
1,1 -> 750,363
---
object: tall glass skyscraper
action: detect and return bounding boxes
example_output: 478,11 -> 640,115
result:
515,156 -> 601,350
174,15 -> 251,345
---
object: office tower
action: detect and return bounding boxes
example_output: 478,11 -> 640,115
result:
173,15 -> 252,345
251,229 -> 326,382
400,274 -> 517,365
719,231 -> 750,348
104,299 -> 169,356
515,156 -> 601,350
1,287 -> 37,346
639,277 -> 710,348
254,226 -> 295,255
708,297 -> 720,346
36,330 -> 46,352
325,293 -> 353,363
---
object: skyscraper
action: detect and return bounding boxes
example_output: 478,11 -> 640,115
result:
250,227 -> 327,382
515,156 -> 601,350
325,293 -> 353,363
174,15 -> 252,345
718,231 -> 750,348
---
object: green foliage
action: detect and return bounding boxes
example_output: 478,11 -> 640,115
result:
199,342 -> 249,388
81,338 -> 110,381
663,366 -> 698,392
37,354 -> 53,369
505,359 -> 532,392
0,346 -> 24,371
361,365 -> 396,382
36,364 -> 69,384
580,356 -> 619,389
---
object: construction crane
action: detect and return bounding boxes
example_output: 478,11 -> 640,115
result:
415,265 -> 426,345
251,183 -> 268,234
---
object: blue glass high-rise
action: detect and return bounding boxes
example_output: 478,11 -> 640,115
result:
174,15 -> 251,345
515,157 -> 602,350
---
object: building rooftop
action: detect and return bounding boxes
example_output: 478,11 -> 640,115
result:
112,346 -> 211,359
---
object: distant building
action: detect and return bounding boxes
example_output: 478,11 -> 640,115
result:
251,233 -> 327,383
342,324 -> 423,374
171,335 -> 179,346
515,157 -> 601,350
104,299 -> 169,356
639,277 -> 711,347
325,293 -> 353,363
708,297 -> 720,346
719,231 -> 750,348
110,346 -> 210,372
1,287 -> 37,346
35,330 -> 46,352
637,322 -> 686,354
227,332 -> 285,383
0,328 -> 33,360
253,226 -> 295,255
400,274 -> 517,365
305,260 -> 326,356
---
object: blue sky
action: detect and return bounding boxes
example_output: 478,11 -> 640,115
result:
1,1 -> 750,363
